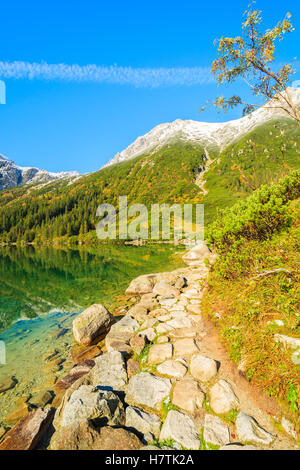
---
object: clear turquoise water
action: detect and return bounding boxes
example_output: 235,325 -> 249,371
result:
0,244 -> 184,425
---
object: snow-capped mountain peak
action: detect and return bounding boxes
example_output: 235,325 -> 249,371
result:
102,87 -> 300,168
0,154 -> 80,191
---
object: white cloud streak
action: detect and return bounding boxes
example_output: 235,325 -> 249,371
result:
0,61 -> 214,88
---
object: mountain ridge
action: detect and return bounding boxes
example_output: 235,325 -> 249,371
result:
102,87 -> 300,168
0,154 -> 80,191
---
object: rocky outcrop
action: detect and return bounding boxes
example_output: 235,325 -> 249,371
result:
0,154 -> 79,191
102,88 -> 300,169
0,375 -> 17,394
72,304 -> 114,346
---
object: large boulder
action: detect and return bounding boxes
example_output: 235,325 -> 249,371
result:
159,410 -> 200,450
182,242 -> 211,265
236,412 -> 274,445
50,420 -> 142,450
61,385 -> 124,427
190,354 -> 218,382
126,372 -> 171,410
125,406 -> 161,439
209,380 -> 239,414
72,304 -> 114,346
0,408 -> 53,450
91,351 -> 128,392
125,274 -> 158,295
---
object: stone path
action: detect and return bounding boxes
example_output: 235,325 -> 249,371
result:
100,246 -> 297,450
1,243 -> 298,450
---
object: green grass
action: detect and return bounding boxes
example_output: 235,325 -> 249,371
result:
161,396 -> 179,421
199,428 -> 220,450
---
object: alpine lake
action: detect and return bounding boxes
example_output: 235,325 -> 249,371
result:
0,244 -> 185,426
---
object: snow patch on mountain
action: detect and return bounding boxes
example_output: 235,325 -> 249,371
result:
102,87 -> 300,168
0,154 -> 80,191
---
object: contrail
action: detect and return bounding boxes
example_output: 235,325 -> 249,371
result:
0,61 -> 214,88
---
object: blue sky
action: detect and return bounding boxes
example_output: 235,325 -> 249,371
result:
0,0 -> 299,173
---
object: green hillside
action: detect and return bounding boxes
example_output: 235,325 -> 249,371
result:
203,170 -> 300,422
204,117 -> 300,223
0,117 -> 299,244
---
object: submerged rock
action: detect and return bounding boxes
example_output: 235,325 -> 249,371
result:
29,390 -> 54,408
72,304 -> 114,346
0,375 -> 17,394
